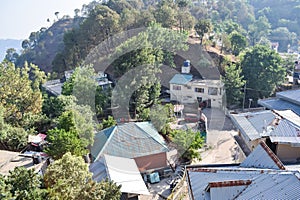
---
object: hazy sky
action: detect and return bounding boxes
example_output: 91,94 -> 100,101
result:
0,0 -> 92,39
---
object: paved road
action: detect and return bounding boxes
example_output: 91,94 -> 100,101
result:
194,108 -> 240,165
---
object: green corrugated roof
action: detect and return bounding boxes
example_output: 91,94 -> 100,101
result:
169,74 -> 193,85
91,126 -> 116,160
91,122 -> 169,160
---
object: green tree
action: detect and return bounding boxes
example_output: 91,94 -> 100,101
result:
45,103 -> 95,159
42,95 -> 77,119
63,105 -> 96,146
45,128 -> 88,160
154,1 -> 177,28
0,61 -> 46,126
44,152 -> 121,200
219,32 -> 231,54
222,63 -> 245,106
241,45 -> 286,102
0,106 -> 28,151
77,179 -> 121,200
0,174 -> 12,199
248,16 -> 271,46
170,129 -> 204,162
5,167 -> 48,200
149,104 -> 174,133
111,24 -> 188,119
53,5 -> 121,73
62,66 -> 98,111
101,115 -> 116,129
4,48 -> 19,63
195,19 -> 212,45
229,31 -> 247,56
270,27 -> 297,52
95,87 -> 112,116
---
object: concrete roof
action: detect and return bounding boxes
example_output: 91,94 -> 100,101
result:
186,142 -> 300,200
89,154 -> 149,195
91,122 -> 169,161
0,151 -> 47,175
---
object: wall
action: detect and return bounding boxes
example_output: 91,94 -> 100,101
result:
238,131 -> 264,151
170,82 -> 224,108
276,144 -> 300,163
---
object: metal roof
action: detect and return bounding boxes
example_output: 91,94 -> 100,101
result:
186,142 -> 300,200
276,89 -> 300,106
236,172 -> 300,200
258,98 -> 300,116
169,74 -> 193,85
89,154 -> 149,195
89,158 -> 107,182
270,119 -> 300,145
42,80 -> 63,96
240,142 -> 285,170
230,110 -> 276,141
104,154 -> 149,195
91,122 -> 169,161
187,166 -> 300,200
274,109 -> 300,127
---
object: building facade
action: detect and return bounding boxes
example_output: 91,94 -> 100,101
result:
169,60 -> 224,108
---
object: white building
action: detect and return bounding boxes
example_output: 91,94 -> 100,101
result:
169,60 -> 224,108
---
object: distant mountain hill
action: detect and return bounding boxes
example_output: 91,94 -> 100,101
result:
0,39 -> 22,61
16,17 -> 81,72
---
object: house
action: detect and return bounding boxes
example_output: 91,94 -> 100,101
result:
258,88 -> 300,115
186,141 -> 300,200
89,154 -> 150,199
90,122 -> 177,172
0,150 -> 48,176
42,70 -> 112,96
230,109 -> 300,163
169,60 -> 224,108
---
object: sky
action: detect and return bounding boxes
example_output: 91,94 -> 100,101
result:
0,0 -> 93,40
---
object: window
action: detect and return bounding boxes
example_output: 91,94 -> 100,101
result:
195,87 -> 204,93
173,85 -> 181,90
208,87 -> 218,95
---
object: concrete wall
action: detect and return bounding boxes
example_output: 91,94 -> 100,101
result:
170,83 -> 223,108
238,131 -> 264,151
276,144 -> 300,163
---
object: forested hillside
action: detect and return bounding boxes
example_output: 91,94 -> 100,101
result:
3,0 -> 299,74
249,0 -> 300,52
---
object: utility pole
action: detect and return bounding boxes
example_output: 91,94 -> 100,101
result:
242,83 -> 246,111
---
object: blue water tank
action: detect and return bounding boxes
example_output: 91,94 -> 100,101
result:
148,172 -> 160,183
183,60 -> 190,67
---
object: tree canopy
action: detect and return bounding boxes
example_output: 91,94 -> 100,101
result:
0,167 -> 48,200
170,128 -> 204,162
240,45 -> 286,102
44,152 -> 121,200
222,63 -> 245,107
